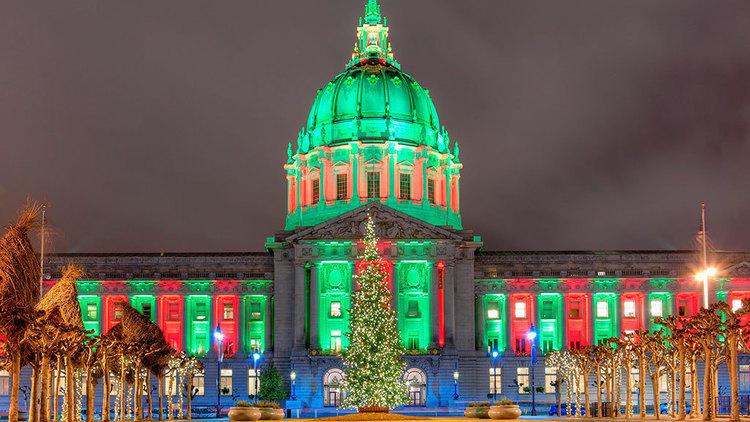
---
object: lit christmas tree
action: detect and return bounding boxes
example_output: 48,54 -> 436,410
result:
342,215 -> 408,410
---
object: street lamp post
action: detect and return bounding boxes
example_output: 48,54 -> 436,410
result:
452,362 -> 459,400
290,364 -> 297,401
252,350 -> 261,398
215,326 -> 224,418
491,350 -> 499,402
527,325 -> 538,416
696,268 -> 717,309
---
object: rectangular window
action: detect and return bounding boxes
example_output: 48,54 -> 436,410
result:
596,300 -> 609,318
568,301 -> 581,319
740,365 -> 750,392
631,367 -> 639,393
623,300 -> 636,318
427,179 -> 435,204
541,300 -> 554,319
312,178 -> 320,204
336,173 -> 348,200
650,300 -> 663,317
220,369 -> 233,395
223,303 -> 234,320
192,371 -> 205,396
250,302 -> 262,321
514,302 -> 526,319
114,303 -> 124,321
168,303 -> 179,321
678,302 -> 688,316
330,302 -> 342,318
366,171 -> 380,198
142,303 -> 152,319
248,369 -> 259,397
542,339 -> 553,353
0,371 -> 8,395
517,367 -> 529,394
399,173 -> 411,200
544,367 -> 558,394
486,301 -> 499,320
196,302 -> 207,320
330,330 -> 342,352
489,367 -> 501,394
86,303 -> 97,320
407,300 -> 420,318
407,335 -> 420,350
733,299 -> 743,312
250,337 -> 261,351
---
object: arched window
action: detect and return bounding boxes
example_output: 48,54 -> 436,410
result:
323,368 -> 346,407
404,368 -> 427,407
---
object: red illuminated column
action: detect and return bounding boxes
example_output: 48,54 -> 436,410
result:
437,261 -> 445,348
158,295 -> 184,352
564,293 -> 590,349
620,292 -> 646,333
509,293 -> 535,356
213,295 -> 239,358
675,292 -> 701,318
103,295 -> 128,334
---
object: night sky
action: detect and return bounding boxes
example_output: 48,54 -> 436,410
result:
0,1 -> 748,253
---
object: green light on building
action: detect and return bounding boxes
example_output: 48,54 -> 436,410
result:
537,293 -> 563,353
648,292 -> 674,333
242,295 -> 267,353
186,295 -> 212,355
593,292 -> 618,344
130,294 -> 156,323
396,261 -> 430,350
78,295 -> 101,336
482,293 -> 507,353
318,261 -> 352,352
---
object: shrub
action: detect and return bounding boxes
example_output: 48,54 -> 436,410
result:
259,362 -> 287,401
235,401 -> 251,408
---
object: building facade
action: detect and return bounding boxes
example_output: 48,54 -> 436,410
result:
4,0 -> 750,413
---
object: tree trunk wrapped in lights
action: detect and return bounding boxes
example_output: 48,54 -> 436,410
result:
341,215 -> 408,411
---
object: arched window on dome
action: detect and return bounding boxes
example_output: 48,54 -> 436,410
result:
302,167 -> 321,207
425,167 -> 445,207
331,162 -> 352,201
396,163 -> 414,201
323,368 -> 346,407
361,159 -> 385,199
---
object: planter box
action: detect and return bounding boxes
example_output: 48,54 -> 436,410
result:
488,405 -> 521,420
228,407 -> 261,421
464,406 -> 478,418
259,408 -> 284,420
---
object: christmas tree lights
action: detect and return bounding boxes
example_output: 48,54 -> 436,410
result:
342,215 -> 408,410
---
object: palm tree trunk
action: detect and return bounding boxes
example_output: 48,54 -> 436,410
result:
677,344 -> 686,420
157,376 -> 163,422
85,367 -> 95,422
53,356 -> 62,422
584,372 -> 590,418
30,365 -> 40,422
9,346 -> 21,422
40,355 -> 51,422
64,356 -> 75,422
102,351 -> 110,422
625,354 -> 632,418
728,333 -> 740,422
120,354 -> 127,421
134,366 -> 142,422
690,355 -> 700,419
703,344 -> 714,421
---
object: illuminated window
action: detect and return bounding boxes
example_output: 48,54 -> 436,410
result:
514,302 -> 527,319
247,369 -> 259,397
196,302 -> 207,320
650,300 -> 663,317
489,367 -> 501,394
517,367 -> 529,394
114,303 -> 124,321
544,367 -> 558,394
658,367 -> 668,392
250,337 -> 261,351
631,367 -> 639,392
733,299 -> 743,312
597,301 -> 609,318
427,179 -> 435,204
568,301 -> 580,319
399,173 -> 411,200
407,300 -> 420,318
330,302 -> 342,318
541,300 -> 554,319
220,369 -> 233,395
336,173 -> 348,200
330,330 -> 342,352
312,178 -> 320,204
167,303 -> 180,321
407,335 -> 420,350
164,373 -> 179,396
142,303 -> 152,319
86,303 -> 97,320
486,302 -> 499,320
192,370 -> 205,396
0,371 -> 8,395
250,302 -> 262,321
223,303 -> 234,320
597,271 -> 606,276
623,300 -> 636,318
366,171 -> 380,198
741,365 -> 750,392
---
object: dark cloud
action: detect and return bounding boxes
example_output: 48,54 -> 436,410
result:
0,0 -> 747,252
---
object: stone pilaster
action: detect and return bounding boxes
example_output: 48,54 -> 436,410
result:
429,263 -> 440,349
293,262 -> 307,352
310,263 -> 319,350
444,262 -> 457,349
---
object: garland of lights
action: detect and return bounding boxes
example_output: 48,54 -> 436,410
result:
75,369 -> 82,421
341,215 -> 408,410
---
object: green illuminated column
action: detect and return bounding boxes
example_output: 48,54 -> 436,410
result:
537,293 -> 563,353
592,293 -> 618,344
78,295 -> 101,336
396,261 -> 431,350
648,292 -> 674,332
318,261 -> 352,351
130,295 -> 157,323
242,295 -> 267,353
186,295 -> 212,355
717,291 -> 728,303
482,294 -> 507,353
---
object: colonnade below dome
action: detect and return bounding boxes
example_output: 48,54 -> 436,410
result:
284,141 -> 462,230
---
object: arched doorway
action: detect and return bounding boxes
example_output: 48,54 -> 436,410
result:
404,368 -> 427,407
323,368 -> 345,407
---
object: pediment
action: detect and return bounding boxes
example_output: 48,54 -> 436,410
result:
286,203 -> 463,242
726,262 -> 750,277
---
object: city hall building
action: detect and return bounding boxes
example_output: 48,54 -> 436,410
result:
7,0 -> 750,412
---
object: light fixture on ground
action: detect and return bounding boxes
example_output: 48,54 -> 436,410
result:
452,362 -> 459,400
527,325 -> 538,416
290,364 -> 297,400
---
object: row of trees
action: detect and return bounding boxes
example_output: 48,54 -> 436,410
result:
0,203 -> 204,422
546,300 -> 750,421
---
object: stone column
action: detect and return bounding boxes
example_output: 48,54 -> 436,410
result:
429,264 -> 440,349
293,262 -> 306,352
272,253 -> 294,356
455,258 -> 476,352
264,295 -> 272,352
561,293 -> 568,350
475,293 -> 484,351
309,263 -> 319,350
444,262 -> 457,349
352,151 -> 360,202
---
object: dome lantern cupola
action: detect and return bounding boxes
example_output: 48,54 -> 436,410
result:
284,0 -> 463,232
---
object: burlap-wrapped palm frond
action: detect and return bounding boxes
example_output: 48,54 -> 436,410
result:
35,264 -> 84,329
120,304 -> 175,372
0,201 -> 41,341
